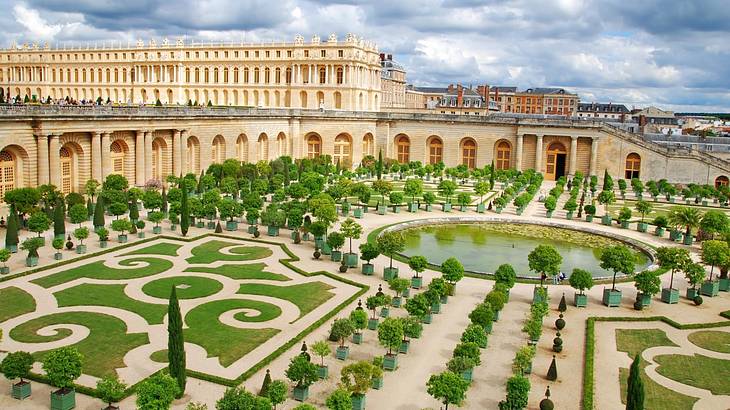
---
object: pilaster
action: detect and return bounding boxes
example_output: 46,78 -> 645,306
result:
569,135 -> 579,176
172,129 -> 182,176
515,134 -> 524,171
48,134 -> 61,188
180,130 -> 189,174
590,137 -> 599,176
135,130 -> 145,185
144,130 -> 153,182
90,132 -> 102,183
101,132 -> 111,179
535,134 -> 544,173
36,134 -> 49,186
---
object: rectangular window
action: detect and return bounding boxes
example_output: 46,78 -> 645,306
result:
265,50 -> 270,57
338,50 -> 343,57
255,51 -> 259,58
287,50 -> 292,57
245,51 -> 249,57
205,52 -> 209,58
276,50 -> 281,57
234,51 -> 238,57
214,51 -> 218,58
304,50 -> 309,57
321,50 -> 326,57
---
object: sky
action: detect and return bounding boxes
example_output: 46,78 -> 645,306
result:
3,0 -> 729,112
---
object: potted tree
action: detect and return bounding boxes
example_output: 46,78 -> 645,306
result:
522,316 -> 542,344
340,218 -> 362,268
28,211 -> 51,246
311,340 -> 331,380
330,318 -> 355,360
438,180 -> 457,212
20,237 -> 42,267
451,342 -> 481,382
457,192 -> 471,212
634,270 -> 661,307
168,212 -> 179,231
635,200 -> 652,232
148,211 -> 164,234
584,204 -> 596,222
326,388 -> 352,410
474,181 -> 490,213
597,190 -> 615,226
404,178 -> 423,212
400,316 -> 423,353
43,346 -> 83,410
358,242 -> 379,275
219,198 -> 240,231
544,196 -> 557,218
378,317 -> 404,370
0,248 -> 11,274
405,293 -> 431,324
494,264 -> 516,300
52,238 -> 64,260
340,361 -> 380,410
326,231 -> 345,263
96,375 -> 127,410
423,191 -> 436,212
685,262 -> 706,300
618,206 -> 632,229
285,354 -> 318,402
388,277 -> 410,308
669,206 -> 701,245
513,345 -> 536,375
367,295 -> 386,328
485,290 -> 507,321
653,215 -> 668,237
501,375 -> 530,410
441,257 -> 464,295
1,351 -> 34,399
389,192 -> 404,214
426,371 -> 469,410
700,240 -> 727,297
461,323 -> 488,349
94,227 -> 108,249
656,247 -> 690,304
528,244 -> 562,302
372,179 -> 392,215
447,356 -> 477,384
618,179 -> 627,199
136,220 -> 146,238
111,218 -> 132,243
245,208 -> 260,234
600,245 -> 636,307
563,197 -> 578,220
568,268 -> 594,307
376,231 -> 405,280
408,255 -> 427,289
350,308 -> 368,344
468,302 -> 494,334
494,196 -> 506,214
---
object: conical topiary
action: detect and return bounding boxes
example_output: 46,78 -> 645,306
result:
167,286 -> 186,398
5,206 -> 19,251
180,178 -> 189,237
215,221 -> 223,233
546,355 -> 558,381
300,341 -> 311,361
558,293 -> 567,313
129,200 -> 139,222
259,369 -> 272,396
93,196 -> 105,229
53,199 -> 65,238
552,332 -> 563,353
555,313 -> 565,331
539,386 -> 554,410
626,355 -> 644,410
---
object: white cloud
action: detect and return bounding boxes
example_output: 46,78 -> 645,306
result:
13,3 -> 63,40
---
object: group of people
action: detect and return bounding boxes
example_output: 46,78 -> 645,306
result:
541,271 -> 568,284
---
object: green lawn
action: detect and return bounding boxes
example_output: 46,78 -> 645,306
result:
186,240 -> 273,264
9,311 -> 148,378
237,282 -> 334,320
123,242 -> 182,257
655,354 -> 730,395
687,330 -> 730,353
54,283 -> 167,324
616,329 -> 697,409
184,263 -> 290,281
0,287 -> 36,322
142,276 -> 224,299
184,299 -> 280,366
32,257 -> 174,288
150,349 -> 169,363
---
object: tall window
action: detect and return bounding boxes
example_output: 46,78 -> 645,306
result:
319,66 -> 326,84
110,141 -> 125,175
624,153 -> 641,179
307,135 -> 322,158
258,134 -> 269,161
495,141 -> 511,170
336,67 -> 344,84
396,135 -> 410,163
237,134 -> 248,162
334,135 -> 352,167
152,140 -> 163,181
0,150 -> 16,200
60,147 -> 73,194
277,133 -> 287,157
187,138 -> 200,174
462,139 -> 476,169
428,137 -> 443,164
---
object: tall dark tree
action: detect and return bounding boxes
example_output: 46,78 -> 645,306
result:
129,199 -> 139,222
93,196 -> 105,229
259,369 -> 272,396
161,187 -> 168,215
53,199 -> 65,238
167,287 -> 186,398
86,197 -> 94,217
197,170 -> 205,194
180,178 -> 190,236
546,355 -> 558,381
5,205 -> 19,250
377,149 -> 383,180
489,160 -> 496,190
626,355 -> 644,410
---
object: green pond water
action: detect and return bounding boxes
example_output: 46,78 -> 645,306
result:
400,223 -> 651,278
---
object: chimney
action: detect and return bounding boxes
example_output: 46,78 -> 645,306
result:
387,54 -> 392,60
639,115 -> 647,127
379,53 -> 385,61
457,84 -> 464,107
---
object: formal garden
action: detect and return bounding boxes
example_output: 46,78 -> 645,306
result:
0,152 -> 729,409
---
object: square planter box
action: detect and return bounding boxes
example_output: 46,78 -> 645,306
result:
368,318 -> 379,330
669,230 -> 682,241
442,203 -> 452,212
226,221 -> 238,231
493,309 -> 500,321
461,367 -> 474,383
686,288 -> 700,299
267,226 -> 279,237
683,234 -> 694,245
54,252 -> 63,260
353,332 -> 363,344
0,266 -> 9,274
335,346 -> 350,360
11,381 -> 31,399
602,215 -> 613,226
206,221 -> 216,229
6,244 -> 18,253
459,205 -> 468,212
638,292 -> 652,307
153,226 -> 162,234
353,208 -> 363,219
170,224 -> 177,231
322,243 -> 332,255
431,302 -> 441,314
377,205 -> 387,215
637,222 -> 648,232
566,211 -> 574,220
719,278 -> 730,292
25,257 -> 38,267
701,281 -> 719,297
655,227 -> 665,237
574,293 -> 588,307
545,210 -> 553,218
402,287 -> 411,298
317,365 -> 328,380
351,394 -> 366,410
341,206 -> 350,217
330,251 -> 342,262
50,389 -> 75,410
585,215 -> 594,222
247,225 -> 257,234
422,313 -> 432,324
383,354 -> 398,371
440,295 -> 449,304
399,340 -> 410,354
477,203 -> 485,213
426,204 -> 433,212
532,286 -> 547,304
196,221 -> 205,228
620,221 -> 630,229
524,362 -> 533,375
380,307 -> 390,318
362,263 -> 374,275
411,276 -> 423,289
484,321 -> 493,334
384,267 -> 398,281
391,205 -> 401,214
138,232 -> 145,239
661,288 -> 679,304
118,234 -> 128,243
408,203 -> 418,212
371,376 -> 383,389
602,288 -> 622,307
293,386 -> 309,402
392,296 -> 402,308
345,253 -> 358,268
290,231 -> 299,241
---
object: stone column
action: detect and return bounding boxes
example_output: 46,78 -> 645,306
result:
569,135 -> 579,176
535,134 -> 544,173
589,137 -> 599,176
36,134 -> 49,185
180,130 -> 189,174
515,134 -> 524,171
101,133 -> 111,179
144,130 -> 153,182
172,129 -> 182,176
91,131 -> 102,182
48,134 -> 61,188
135,130 -> 145,185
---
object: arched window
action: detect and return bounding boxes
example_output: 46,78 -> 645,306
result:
462,139 -> 477,169
276,133 -> 287,157
275,68 -> 281,84
254,68 -> 260,83
110,141 -> 125,175
0,150 -> 16,200
237,134 -> 248,162
264,67 -> 270,83
307,134 -> 322,158
396,135 -> 410,163
285,68 -> 292,84
258,134 -> 269,161
223,68 -> 228,83
212,135 -> 226,163
362,134 -> 374,157
213,68 -> 219,83
428,137 -> 443,164
715,176 -> 729,189
185,68 -> 190,83
187,137 -> 200,174
495,140 -> 511,170
625,153 -> 641,179
152,139 -> 165,181
334,92 -> 342,109
233,68 -> 239,83
204,68 -> 210,83
334,134 -> 352,167
319,66 -> 326,84
336,67 -> 343,84
59,147 -> 73,194
243,67 -> 249,83
194,68 -> 200,83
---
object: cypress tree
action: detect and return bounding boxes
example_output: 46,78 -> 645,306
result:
197,170 -> 204,194
5,206 -> 19,251
167,286 -> 186,398
603,169 -> 613,191
283,163 -> 290,186
180,179 -> 189,236
626,355 -> 644,410
377,149 -> 383,180
161,188 -> 168,215
558,293 -> 567,313
129,200 -> 139,222
93,196 -> 106,229
53,199 -> 65,238
86,197 -> 94,217
489,160 -> 496,190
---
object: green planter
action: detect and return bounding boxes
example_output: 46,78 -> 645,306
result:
565,211 -> 573,220
0,266 -> 9,274
6,244 -> 17,253
426,204 -> 433,212
293,385 -> 309,402
422,313 -> 432,324
353,208 -> 363,219
440,295 -> 448,304
719,278 -> 730,291
408,203 -> 418,212
461,367 -> 474,383
476,203 -> 485,213
391,296 -> 402,308
196,221 -> 205,228
383,354 -> 398,371
138,232 -> 145,238
392,205 -> 401,213
638,292 -> 652,307
661,288 -> 679,304
459,205 -> 467,212
516,208 -> 524,216
25,257 -> 38,267
345,253 -> 358,268
620,220 -> 630,229
50,389 -> 75,410
226,221 -> 238,231
442,203 -> 452,212
11,381 -> 31,399
493,309 -> 500,321
402,287 -> 410,298
171,224 -> 178,231
153,226 -> 162,234
411,276 -> 423,289
331,251 -> 342,262
602,215 -> 612,226
380,306 -> 390,318
602,288 -> 622,307
317,365 -> 328,380
353,332 -> 363,344
546,210 -> 553,218
701,281 -> 719,297
267,226 -> 279,237
377,205 -> 387,215
524,362 -> 533,375
655,227 -> 665,237
495,207 -> 503,214
484,321 -> 493,334
585,214 -> 594,222
683,234 -> 694,245
574,293 -> 588,307
248,225 -> 257,234
371,377 -> 383,390
532,286 -> 547,304
207,221 -> 216,229
384,267 -> 398,280
335,345 -> 350,360
99,240 -> 108,248
76,244 -> 87,254
54,252 -> 63,260
669,230 -> 681,241
686,288 -> 700,299
367,318 -> 379,330
322,243 -> 332,255
399,340 -> 410,354
290,231 -> 299,241
362,263 -> 374,275
637,222 -> 648,232
431,302 -> 441,314
117,234 -> 128,243
351,394 -> 366,410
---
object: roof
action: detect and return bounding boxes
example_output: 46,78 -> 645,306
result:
577,102 -> 630,113
523,87 -> 575,95
491,86 -> 517,93
410,86 -> 448,94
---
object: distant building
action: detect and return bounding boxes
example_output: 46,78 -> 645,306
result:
577,102 -> 630,120
631,106 -> 679,133
380,53 -> 406,108
401,84 -> 497,115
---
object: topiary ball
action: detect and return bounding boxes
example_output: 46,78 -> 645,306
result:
693,295 -> 703,306
633,300 -> 644,311
339,264 -> 348,273
555,317 -> 566,331
313,250 -> 321,260
540,398 -> 555,410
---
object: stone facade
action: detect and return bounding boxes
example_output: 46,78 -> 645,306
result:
1,105 -> 729,201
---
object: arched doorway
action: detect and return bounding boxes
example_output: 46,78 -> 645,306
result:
59,147 -> 74,194
715,175 -> 729,189
0,150 -> 17,200
427,136 -> 443,165
395,135 -> 410,163
152,138 -> 167,181
258,134 -> 269,161
212,135 -> 226,163
187,136 -> 200,174
276,133 -> 287,157
237,134 -> 248,163
334,134 -> 352,168
362,133 -> 375,157
495,140 -> 511,170
461,138 -> 477,169
624,153 -> 641,180
307,134 -> 322,158
546,142 -> 567,181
